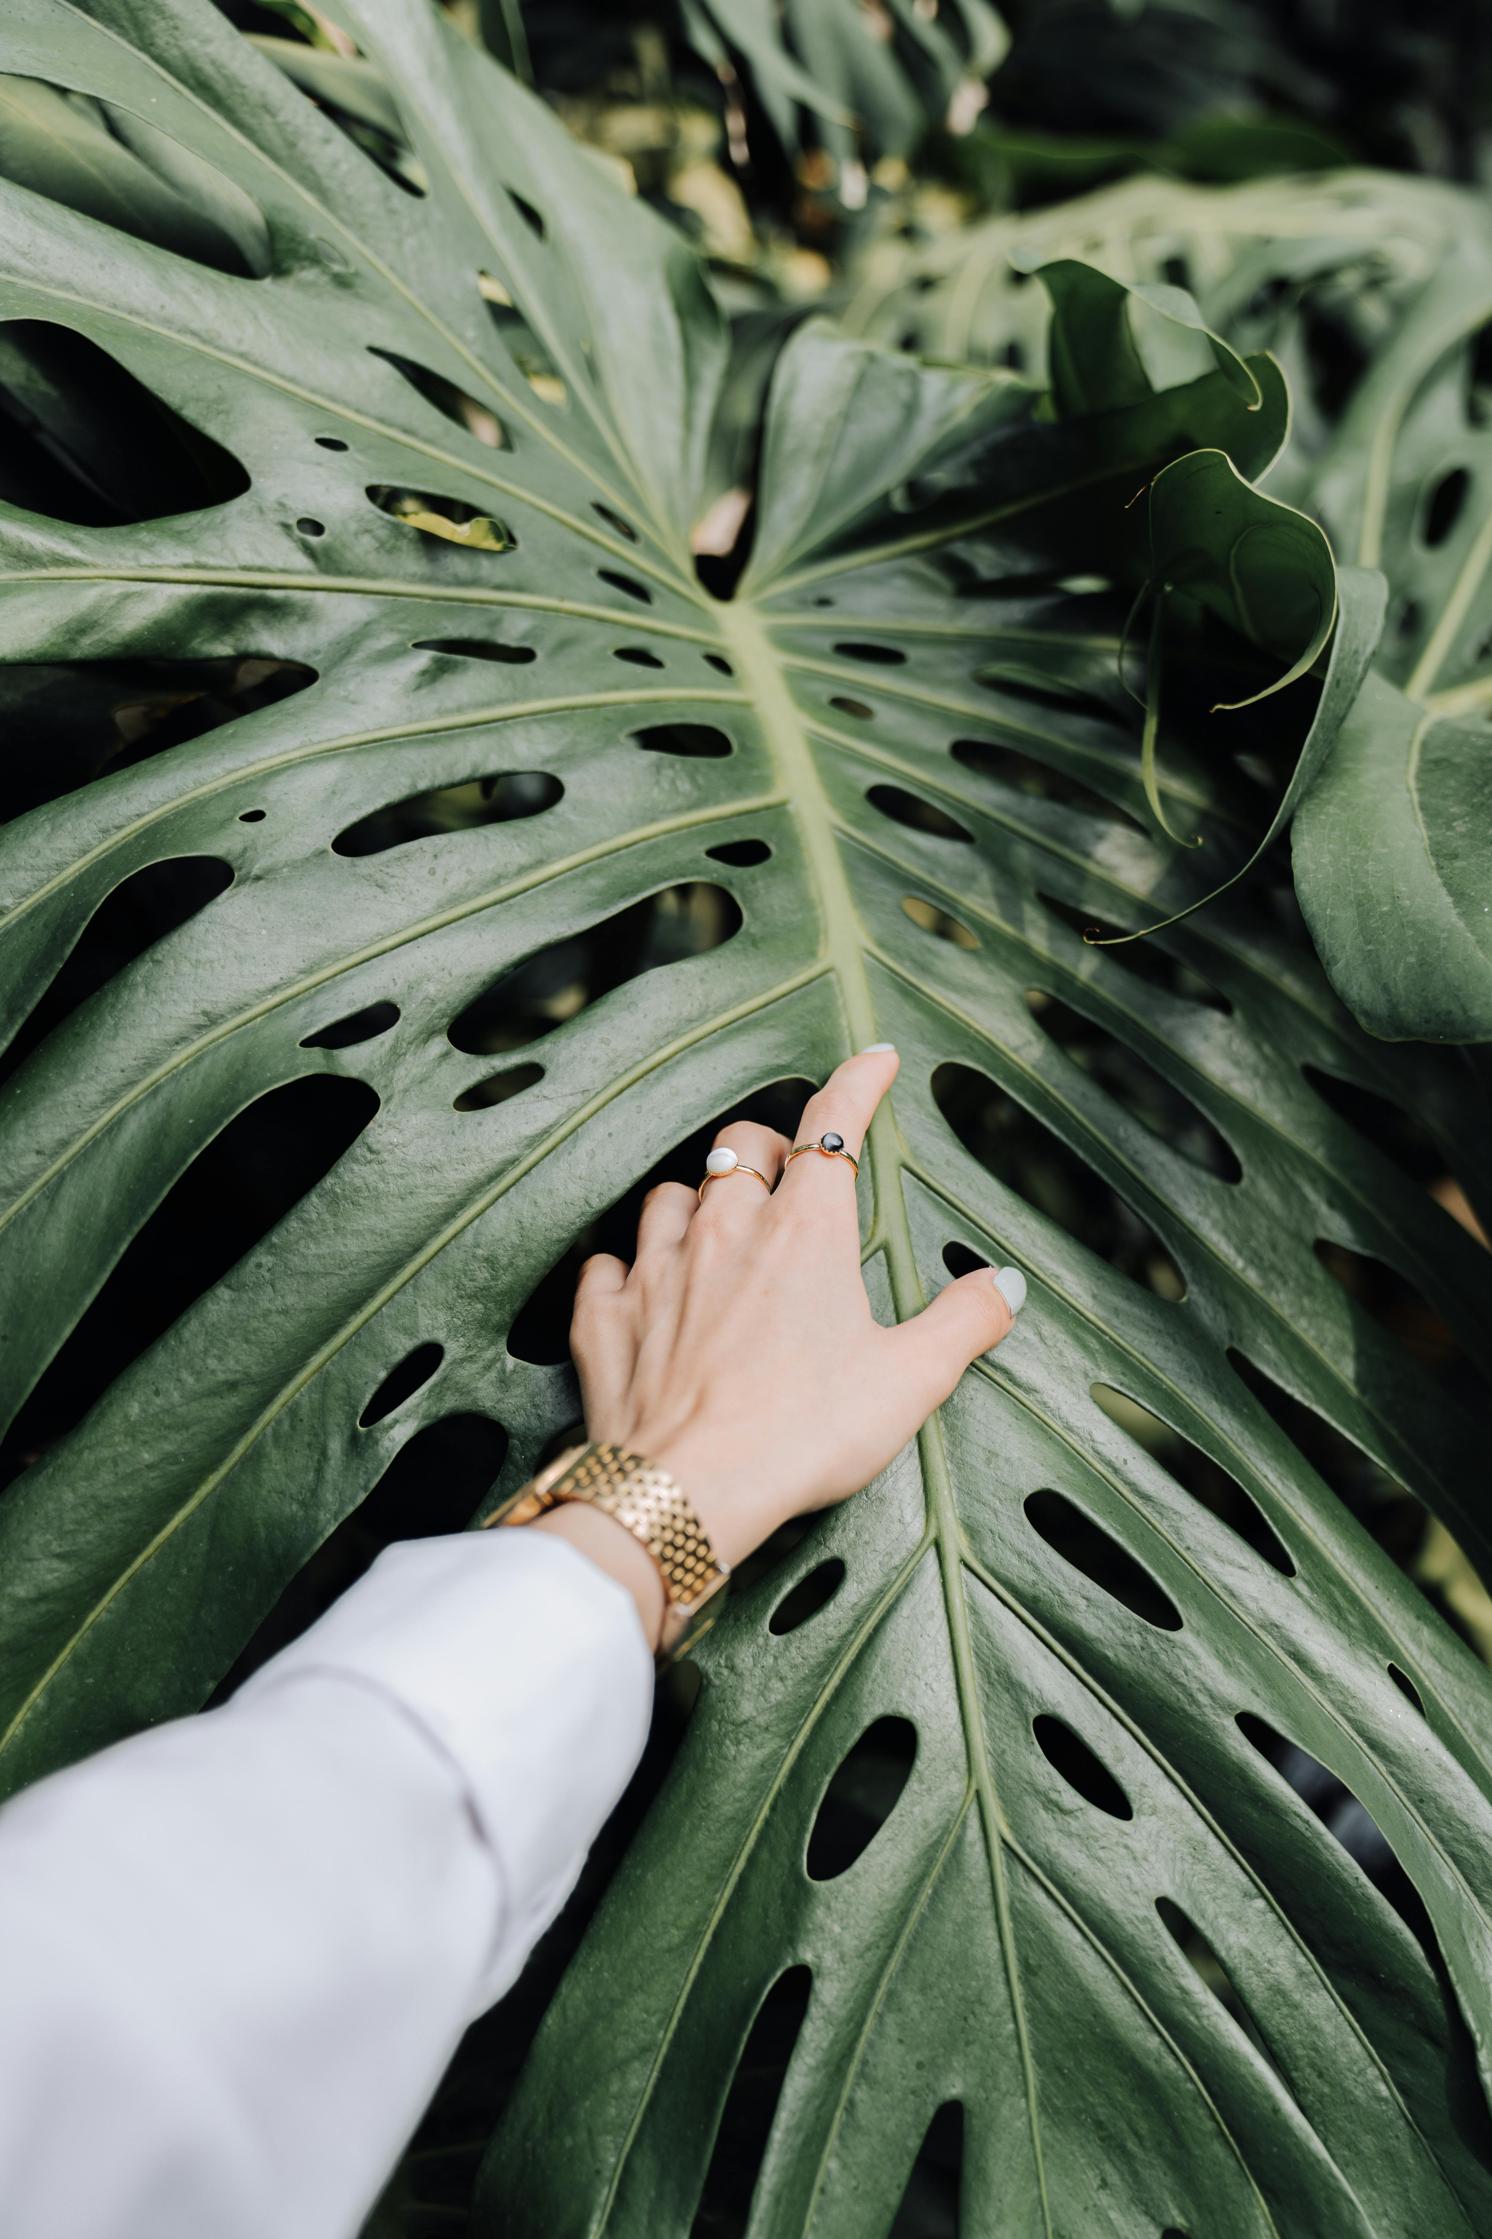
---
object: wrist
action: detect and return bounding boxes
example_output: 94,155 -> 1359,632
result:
528,1502 -> 667,1652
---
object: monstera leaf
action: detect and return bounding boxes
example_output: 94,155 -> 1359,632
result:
844,166 -> 1492,1044
2,7 -> 1492,2236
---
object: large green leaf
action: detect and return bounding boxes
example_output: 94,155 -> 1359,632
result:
2,8 -> 1492,2235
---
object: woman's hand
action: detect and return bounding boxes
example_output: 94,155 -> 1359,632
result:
537,1046 -> 1026,1643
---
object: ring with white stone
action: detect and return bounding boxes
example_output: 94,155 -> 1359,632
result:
697,1144 -> 773,1201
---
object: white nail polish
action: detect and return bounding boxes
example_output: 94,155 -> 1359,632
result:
993,1265 -> 1027,1316
859,1041 -> 896,1053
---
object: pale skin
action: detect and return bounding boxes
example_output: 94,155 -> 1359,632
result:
531,1044 -> 1027,1650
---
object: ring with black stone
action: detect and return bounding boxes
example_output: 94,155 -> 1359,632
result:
783,1131 -> 860,1177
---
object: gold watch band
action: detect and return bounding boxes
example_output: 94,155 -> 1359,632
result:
484,1439 -> 730,1651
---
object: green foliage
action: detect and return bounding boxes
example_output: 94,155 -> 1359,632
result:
1,5 -> 1491,2236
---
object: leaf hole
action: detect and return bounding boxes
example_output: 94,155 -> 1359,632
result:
1388,1663 -> 1426,1716
300,999 -> 400,1052
315,435 -> 348,452
707,838 -> 773,867
333,770 -> 562,856
598,568 -> 653,603
366,347 -> 507,448
412,636 -> 537,664
689,1968 -> 812,2236
1301,1066 -> 1448,1189
828,694 -> 874,720
933,1061 -> 1187,1301
1155,1898 -> 1281,2077
703,653 -> 735,676
1313,1238 -> 1474,1395
869,785 -> 973,843
1032,1713 -> 1132,1818
1023,989 -> 1242,1181
0,1077 -> 378,1491
631,723 -> 733,759
0,856 -> 233,1093
591,501 -> 637,541
942,1240 -> 989,1277
0,320 -> 249,524
806,1715 -> 917,1880
890,2100 -> 963,2238
903,896 -> 979,949
833,640 -> 907,666
1024,1490 -> 1182,1631
238,808 -> 266,823
368,486 -> 514,551
613,646 -> 664,668
768,1558 -> 846,1636
1092,1384 -> 1295,1576
1234,1712 -> 1436,1947
1422,466 -> 1470,548
506,187 -> 546,240
359,1341 -> 445,1429
295,516 -> 325,538
1040,893 -> 1231,1011
454,1059 -> 545,1113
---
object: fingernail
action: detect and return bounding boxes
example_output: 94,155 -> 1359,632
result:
993,1265 -> 1027,1316
859,1041 -> 896,1053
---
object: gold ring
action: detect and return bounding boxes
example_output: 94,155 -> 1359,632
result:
784,1131 -> 860,1176
698,1146 -> 773,1200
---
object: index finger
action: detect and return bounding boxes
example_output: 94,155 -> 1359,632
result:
778,1044 -> 899,1196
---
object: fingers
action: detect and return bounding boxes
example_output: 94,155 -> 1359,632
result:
779,1045 -> 899,1199
891,1260 -> 1028,1415
634,1180 -> 698,1257
695,1120 -> 790,1219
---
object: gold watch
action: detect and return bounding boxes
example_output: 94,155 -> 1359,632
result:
484,1439 -> 731,1658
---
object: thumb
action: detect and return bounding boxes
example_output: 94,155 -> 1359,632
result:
893,1261 -> 1028,1413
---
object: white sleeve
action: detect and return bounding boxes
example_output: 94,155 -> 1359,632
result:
0,1528 -> 654,2239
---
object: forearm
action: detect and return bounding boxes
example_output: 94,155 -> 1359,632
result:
0,1530 -> 653,2239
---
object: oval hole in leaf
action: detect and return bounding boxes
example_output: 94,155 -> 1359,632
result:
1423,466 -> 1470,548
1301,1066 -> 1447,1189
315,435 -> 348,451
942,1240 -> 989,1276
954,739 -> 1143,830
1314,1238 -> 1478,1395
631,723 -> 733,759
1091,1384 -> 1295,1576
598,567 -> 652,603
454,1059 -> 544,1113
707,838 -> 772,867
613,646 -> 663,669
1024,988 -> 1242,1181
413,636 -> 537,664
0,1076 -> 378,1493
296,516 -> 325,537
1234,1712 -> 1435,1946
0,857 -> 233,1096
368,485 -> 514,550
890,2100 -> 963,2238
869,785 -> 973,843
1156,1898 -> 1282,2077
903,896 -> 978,949
207,1413 -> 509,1700
359,1340 -> 444,1428
1226,1349 -> 1416,1542
0,321 -> 249,524
238,808 -> 266,823
1024,1490 -> 1182,1631
1032,1713 -> 1132,1818
933,1061 -> 1187,1301
1388,1663 -> 1427,1716
689,1968 -> 812,2237
833,640 -> 907,666
591,501 -> 637,541
703,653 -> 734,675
829,694 -> 874,719
333,769 -> 562,856
367,347 -> 507,448
806,1715 -> 917,1881
300,998 -> 400,1052
506,186 -> 546,240
769,1558 -> 846,1636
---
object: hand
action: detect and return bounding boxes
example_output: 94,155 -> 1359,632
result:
537,1046 -> 1027,1647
